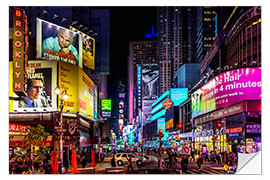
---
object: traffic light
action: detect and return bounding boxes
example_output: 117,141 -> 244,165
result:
217,123 -> 222,129
159,129 -> 164,139
176,123 -> 183,130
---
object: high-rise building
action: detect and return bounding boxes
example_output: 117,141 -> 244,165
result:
157,7 -> 192,95
127,41 -> 157,124
191,6 -> 218,63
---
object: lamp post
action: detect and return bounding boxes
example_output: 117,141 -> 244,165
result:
55,86 -> 68,174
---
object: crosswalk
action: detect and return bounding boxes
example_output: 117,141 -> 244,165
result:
181,167 -> 227,174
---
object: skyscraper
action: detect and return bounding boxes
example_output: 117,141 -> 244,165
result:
157,7 -> 192,95
127,41 -> 157,124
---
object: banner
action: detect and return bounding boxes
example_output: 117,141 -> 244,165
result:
70,26 -> 95,70
192,68 -> 261,118
36,18 -> 82,67
78,68 -> 95,119
13,60 -> 57,112
142,62 -> 159,100
58,61 -> 78,113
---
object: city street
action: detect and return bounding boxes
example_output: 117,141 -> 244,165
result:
8,6 -> 261,175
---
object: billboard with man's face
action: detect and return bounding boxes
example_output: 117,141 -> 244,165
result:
36,18 -> 82,67
13,60 -> 57,112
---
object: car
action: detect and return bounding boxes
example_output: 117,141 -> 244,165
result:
114,153 -> 145,166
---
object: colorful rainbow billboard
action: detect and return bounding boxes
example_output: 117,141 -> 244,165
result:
192,68 -> 261,118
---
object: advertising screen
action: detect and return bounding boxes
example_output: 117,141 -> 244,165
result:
36,18 -> 82,67
94,85 -> 98,120
170,88 -> 188,106
137,65 -> 142,109
70,26 -> 95,70
101,99 -> 112,111
192,68 -> 261,118
142,100 -> 155,125
78,68 -> 95,119
142,62 -> 159,100
58,61 -> 78,113
13,60 -> 57,112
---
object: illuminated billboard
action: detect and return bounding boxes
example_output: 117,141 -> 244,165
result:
58,61 -> 79,113
170,88 -> 188,106
142,62 -> 159,100
101,99 -> 111,111
36,18 -> 82,67
94,85 -> 98,120
13,60 -> 57,112
192,68 -> 261,118
70,26 -> 95,70
78,68 -> 95,119
101,99 -> 112,118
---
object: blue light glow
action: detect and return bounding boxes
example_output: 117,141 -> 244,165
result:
152,90 -> 170,108
151,109 -> 167,121
151,98 -> 169,114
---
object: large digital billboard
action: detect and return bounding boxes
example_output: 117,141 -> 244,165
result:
192,68 -> 261,118
170,88 -> 188,106
36,18 -> 82,67
13,60 -> 57,112
157,118 -> 169,140
142,62 -> 159,100
101,99 -> 112,118
70,26 -> 95,70
137,65 -> 142,109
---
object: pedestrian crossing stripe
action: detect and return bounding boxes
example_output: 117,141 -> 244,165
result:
184,168 -> 226,174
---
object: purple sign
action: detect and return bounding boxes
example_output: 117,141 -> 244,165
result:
246,124 -> 261,133
192,68 -> 261,117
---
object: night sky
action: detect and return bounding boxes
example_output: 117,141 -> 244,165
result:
107,7 -> 157,111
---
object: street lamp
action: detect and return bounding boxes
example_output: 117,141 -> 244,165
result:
55,86 -> 68,174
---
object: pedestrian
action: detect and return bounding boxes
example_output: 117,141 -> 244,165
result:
196,155 -> 204,172
126,154 -> 133,173
111,155 -> 116,167
63,155 -> 69,173
81,155 -> 87,168
216,153 -> 221,164
181,155 -> 189,173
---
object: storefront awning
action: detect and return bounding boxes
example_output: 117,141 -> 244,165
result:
9,135 -> 53,147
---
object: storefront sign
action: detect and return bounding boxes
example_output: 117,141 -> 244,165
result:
192,67 -> 261,118
226,127 -> 243,134
13,8 -> 27,95
163,99 -> 173,109
246,124 -> 261,133
228,133 -> 239,137
9,123 -> 29,135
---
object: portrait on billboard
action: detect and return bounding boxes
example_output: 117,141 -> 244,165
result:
37,19 -> 81,66
142,62 -> 159,100
18,78 -> 51,108
14,61 -> 57,111
82,35 -> 95,70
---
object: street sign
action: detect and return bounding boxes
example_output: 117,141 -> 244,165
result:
162,99 -> 173,109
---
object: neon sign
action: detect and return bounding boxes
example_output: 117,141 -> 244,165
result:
13,8 -> 27,95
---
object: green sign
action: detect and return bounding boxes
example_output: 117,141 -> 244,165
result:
101,99 -> 111,111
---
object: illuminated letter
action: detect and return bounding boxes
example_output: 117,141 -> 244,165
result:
14,31 -> 22,38
14,82 -> 21,89
14,41 -> 22,48
15,20 -> 22,27
15,61 -> 21,68
15,51 -> 21,58
14,72 -> 21,79
15,10 -> 21,17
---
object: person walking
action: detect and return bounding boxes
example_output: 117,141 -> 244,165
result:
63,155 -> 69,173
126,154 -> 133,173
111,155 -> 116,167
216,153 -> 221,164
196,155 -> 204,172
